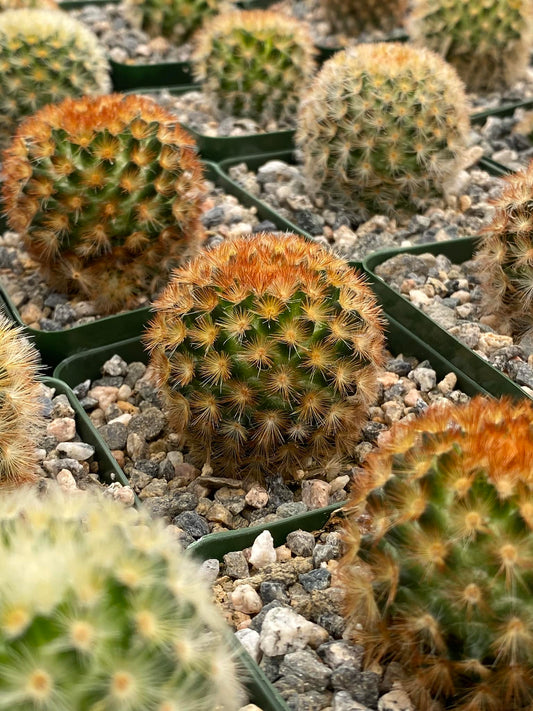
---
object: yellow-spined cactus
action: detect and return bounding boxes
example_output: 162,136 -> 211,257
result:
145,233 -> 385,481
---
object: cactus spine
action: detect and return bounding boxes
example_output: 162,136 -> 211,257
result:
0,486 -> 245,709
318,0 -> 407,35
409,0 -> 533,92
145,233 -> 385,481
296,42 -> 470,219
340,396 -> 533,711
192,10 -> 317,124
2,93 -> 207,313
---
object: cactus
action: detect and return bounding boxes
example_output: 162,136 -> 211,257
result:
192,9 -> 317,124
0,0 -> 57,10
0,9 -> 110,146
296,43 -> 470,219
2,93 -> 207,314
124,0 -> 234,44
145,233 -> 385,481
475,160 -> 533,337
318,0 -> 407,36
0,315 -> 43,487
340,396 -> 533,711
409,0 -> 533,92
0,486 -> 245,709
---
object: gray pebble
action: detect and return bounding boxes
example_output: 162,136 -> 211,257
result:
299,568 -> 331,592
173,511 -> 210,539
128,407 -> 165,440
223,551 -> 250,579
102,354 -> 128,377
98,422 -> 128,450
286,530 -> 315,557
279,650 -> 332,691
56,442 -> 95,461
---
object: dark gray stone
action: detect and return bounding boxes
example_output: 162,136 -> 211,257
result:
331,666 -> 380,707
259,581 -> 289,604
73,379 -> 91,399
286,530 -> 315,557
223,551 -> 250,580
299,568 -> 331,592
279,650 -> 332,691
98,422 -> 128,450
124,361 -> 147,388
172,511 -> 209,539
249,600 -> 286,633
128,407 -> 165,440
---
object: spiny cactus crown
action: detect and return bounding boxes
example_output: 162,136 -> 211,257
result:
476,159 -> 533,337
0,9 -> 110,146
0,486 -> 245,710
145,233 -> 385,481
2,93 -> 207,314
318,0 -> 407,36
124,0 -> 235,44
192,9 -> 317,124
409,0 -> 533,92
296,42 -> 471,219
0,315 -> 43,487
340,396 -> 533,711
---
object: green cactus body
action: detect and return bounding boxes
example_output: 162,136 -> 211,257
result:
319,0 -> 407,35
340,397 -> 533,711
124,0 -> 234,43
0,316 -> 43,487
0,486 -> 245,709
192,10 -> 317,124
296,42 -> 470,219
145,233 -> 385,481
0,9 -> 110,145
409,0 -> 533,92
2,94 -> 207,313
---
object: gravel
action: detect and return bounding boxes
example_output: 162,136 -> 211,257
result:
472,107 -> 533,172
72,349 -> 471,549
374,251 -> 533,399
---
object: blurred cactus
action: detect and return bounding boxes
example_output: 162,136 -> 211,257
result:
2,93 -> 207,313
0,315 -> 43,487
340,396 -> 533,711
145,233 -> 385,481
296,43 -> 470,218
319,0 -> 407,35
0,486 -> 245,709
192,9 -> 317,124
124,0 -> 235,44
0,0 -> 57,9
0,9 -> 110,145
409,0 -> 533,92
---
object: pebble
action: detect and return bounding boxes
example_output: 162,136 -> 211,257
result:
46,417 -> 76,442
235,628 -> 262,663
56,442 -> 95,461
302,480 -> 330,509
249,530 -> 277,569
231,584 -> 263,614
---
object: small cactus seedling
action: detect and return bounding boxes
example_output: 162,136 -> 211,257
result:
124,0 -> 235,44
0,315 -> 43,487
340,396 -> 533,711
145,233 -> 385,481
2,93 -> 207,313
192,10 -> 317,124
296,42 -> 470,219
476,160 -> 533,337
318,0 -> 407,36
0,9 -> 110,146
409,0 -> 533,92
0,486 -> 246,709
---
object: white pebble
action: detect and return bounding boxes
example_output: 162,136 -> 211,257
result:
248,530 -> 276,568
231,584 -> 263,614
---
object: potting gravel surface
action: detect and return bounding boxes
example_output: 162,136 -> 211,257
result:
203,518 -> 414,711
34,380 -> 135,503
472,107 -> 533,172
374,251 -> 533,399
0,179 -> 264,331
73,350 -> 470,549
226,159 -> 501,262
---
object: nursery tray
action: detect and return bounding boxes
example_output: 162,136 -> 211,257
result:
42,375 -> 135,494
470,98 -> 533,124
0,161 -> 308,371
363,237 -> 530,402
59,0 -> 119,7
110,58 -> 194,92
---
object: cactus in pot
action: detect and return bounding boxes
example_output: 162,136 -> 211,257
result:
296,42 -> 471,220
340,396 -> 533,711
145,232 -> 385,481
2,93 -> 207,314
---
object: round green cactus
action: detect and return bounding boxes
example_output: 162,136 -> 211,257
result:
318,0 -> 407,35
192,9 -> 317,124
0,9 -> 110,146
409,0 -> 533,92
476,160 -> 533,336
124,0 -> 235,44
145,233 -> 385,481
296,42 -> 470,219
340,396 -> 533,711
2,93 -> 207,313
0,486 -> 245,709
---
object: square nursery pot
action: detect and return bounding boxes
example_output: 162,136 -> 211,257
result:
0,161 -> 308,371
363,236 -> 532,402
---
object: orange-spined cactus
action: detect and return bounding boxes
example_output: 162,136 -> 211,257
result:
2,94 -> 207,313
340,397 -> 533,711
145,233 -> 385,481
0,315 -> 43,487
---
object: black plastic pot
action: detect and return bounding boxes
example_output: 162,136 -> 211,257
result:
110,58 -> 195,92
363,237 -> 531,402
470,99 -> 533,124
0,161 -> 308,371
